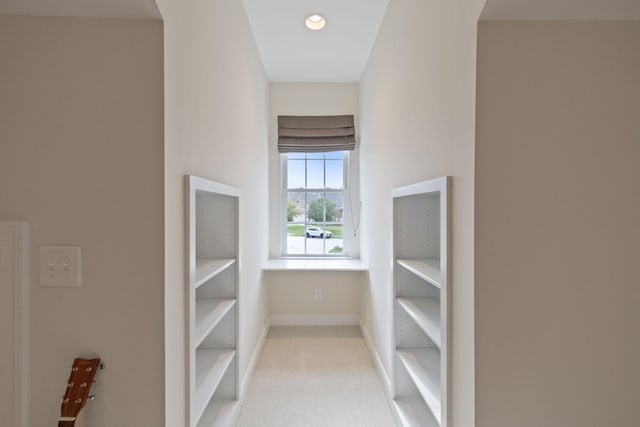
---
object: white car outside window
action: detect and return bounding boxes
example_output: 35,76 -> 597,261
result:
305,227 -> 332,238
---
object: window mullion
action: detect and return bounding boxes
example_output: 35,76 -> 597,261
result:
304,154 -> 308,255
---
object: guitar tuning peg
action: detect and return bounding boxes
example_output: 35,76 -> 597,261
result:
88,395 -> 95,401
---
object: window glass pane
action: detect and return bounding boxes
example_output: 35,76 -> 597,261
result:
305,193 -> 324,223
305,194 -> 324,255
305,221 -> 325,255
287,152 -> 305,159
286,232 -> 305,255
325,160 -> 344,189
325,224 -> 343,255
287,160 -> 305,189
324,192 -> 344,225
306,160 -> 324,189
286,191 -> 306,255
325,151 -> 344,160
287,192 -> 305,223
306,152 -> 324,159
306,236 -> 325,254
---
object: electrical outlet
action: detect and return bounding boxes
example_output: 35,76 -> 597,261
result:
40,246 -> 81,287
314,288 -> 322,301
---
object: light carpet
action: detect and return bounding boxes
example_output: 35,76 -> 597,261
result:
237,325 -> 396,427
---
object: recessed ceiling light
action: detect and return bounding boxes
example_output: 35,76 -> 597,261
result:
305,13 -> 326,31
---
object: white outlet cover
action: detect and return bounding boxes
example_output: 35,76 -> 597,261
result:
40,246 -> 81,288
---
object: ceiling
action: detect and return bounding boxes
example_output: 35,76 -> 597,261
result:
481,0 -> 640,20
0,0 -> 160,19
242,0 -> 390,82
1,0 -> 639,81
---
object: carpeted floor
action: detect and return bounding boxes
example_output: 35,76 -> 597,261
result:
237,326 -> 397,427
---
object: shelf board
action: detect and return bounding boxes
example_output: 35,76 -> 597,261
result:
397,348 -> 441,424
193,349 -> 235,425
194,299 -> 236,348
393,397 -> 439,427
197,397 -> 241,427
397,298 -> 441,348
195,258 -> 236,288
263,258 -> 368,271
397,258 -> 441,289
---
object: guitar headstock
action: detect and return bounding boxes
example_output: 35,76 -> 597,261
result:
60,358 -> 100,423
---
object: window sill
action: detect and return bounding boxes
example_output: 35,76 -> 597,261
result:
262,258 -> 368,272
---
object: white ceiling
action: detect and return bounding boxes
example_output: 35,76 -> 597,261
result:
0,0 -> 160,19
2,0 -> 638,81
242,0 -> 390,82
481,0 -> 640,20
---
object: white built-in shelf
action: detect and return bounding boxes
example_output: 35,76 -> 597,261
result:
397,298 -> 441,348
397,348 -> 441,424
262,258 -> 368,271
393,398 -> 439,427
197,397 -> 242,427
194,299 -> 236,348
397,258 -> 441,289
187,175 -> 239,427
393,177 -> 448,427
194,349 -> 235,424
195,258 -> 236,288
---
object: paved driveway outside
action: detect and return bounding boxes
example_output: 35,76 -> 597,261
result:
286,235 -> 344,255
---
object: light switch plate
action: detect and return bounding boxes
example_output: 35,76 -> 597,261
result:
40,246 -> 81,287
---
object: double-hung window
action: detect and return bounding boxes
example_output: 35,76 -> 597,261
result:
284,151 -> 348,256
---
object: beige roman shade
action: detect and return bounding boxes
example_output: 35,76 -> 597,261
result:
278,115 -> 356,153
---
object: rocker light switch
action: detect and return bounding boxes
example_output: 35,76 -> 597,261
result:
40,246 -> 81,287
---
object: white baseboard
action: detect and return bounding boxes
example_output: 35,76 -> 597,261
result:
269,314 -> 360,326
358,319 -> 392,399
240,317 -> 271,399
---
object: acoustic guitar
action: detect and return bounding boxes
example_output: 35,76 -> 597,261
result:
58,358 -> 100,427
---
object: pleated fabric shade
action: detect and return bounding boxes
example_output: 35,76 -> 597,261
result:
278,115 -> 356,153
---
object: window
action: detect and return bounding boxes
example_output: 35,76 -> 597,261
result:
283,151 -> 348,256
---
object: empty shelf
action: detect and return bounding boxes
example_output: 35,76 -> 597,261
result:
397,258 -> 441,288
393,397 -> 439,427
197,397 -> 241,427
397,348 -> 441,424
195,258 -> 236,288
194,299 -> 235,348
193,349 -> 235,425
397,298 -> 441,348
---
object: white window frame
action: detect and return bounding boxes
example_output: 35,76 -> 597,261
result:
281,151 -> 351,258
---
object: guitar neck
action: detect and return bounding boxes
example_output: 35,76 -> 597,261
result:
58,411 -> 85,427
59,358 -> 99,427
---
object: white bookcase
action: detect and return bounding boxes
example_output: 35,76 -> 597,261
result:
186,175 -> 240,427
392,177 -> 449,427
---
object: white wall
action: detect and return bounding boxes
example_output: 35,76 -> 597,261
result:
267,83 -> 363,322
268,83 -> 360,258
266,272 -> 362,323
0,15 -> 164,426
359,0 -> 485,424
476,21 -> 640,427
154,0 -> 270,424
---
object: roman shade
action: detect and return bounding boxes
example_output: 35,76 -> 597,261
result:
278,115 -> 356,153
